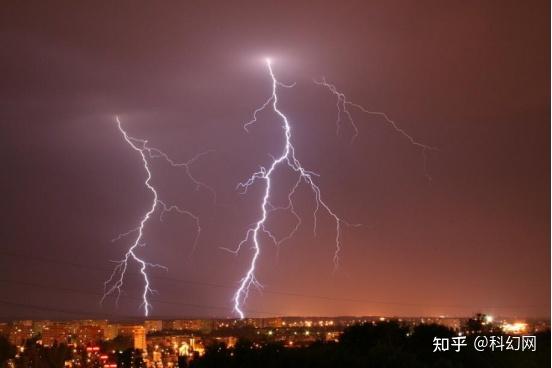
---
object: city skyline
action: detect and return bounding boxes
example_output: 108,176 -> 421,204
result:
2,315 -> 546,367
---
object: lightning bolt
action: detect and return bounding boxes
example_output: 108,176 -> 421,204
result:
227,59 -> 356,319
102,116 -> 213,316
313,77 -> 436,179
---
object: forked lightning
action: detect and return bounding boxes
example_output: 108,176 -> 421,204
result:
102,117 -> 212,316
227,59 -> 355,319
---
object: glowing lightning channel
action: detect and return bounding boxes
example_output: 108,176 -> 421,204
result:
227,59 -> 355,319
313,77 -> 437,179
102,116 -> 213,316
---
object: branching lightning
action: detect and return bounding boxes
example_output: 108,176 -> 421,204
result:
314,77 -> 437,179
227,59 -> 356,319
102,116 -> 213,316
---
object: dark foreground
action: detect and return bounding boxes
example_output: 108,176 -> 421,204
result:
190,322 -> 550,368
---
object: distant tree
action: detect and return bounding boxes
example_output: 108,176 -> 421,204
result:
177,355 -> 188,367
463,313 -> 500,334
190,343 -> 229,368
100,335 -> 132,352
43,343 -> 72,368
340,321 -> 408,350
407,324 -> 455,366
116,348 -> 144,367
0,336 -> 15,366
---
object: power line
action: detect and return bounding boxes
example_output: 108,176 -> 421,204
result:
0,251 -> 545,312
0,279 -> 281,317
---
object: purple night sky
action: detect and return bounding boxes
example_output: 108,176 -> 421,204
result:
1,1 -> 549,319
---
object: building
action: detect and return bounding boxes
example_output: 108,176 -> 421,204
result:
76,325 -> 104,346
8,321 -> 34,347
103,324 -> 120,340
41,323 -> 72,347
133,326 -> 146,351
164,319 -> 213,333
0,323 -> 10,337
118,324 -> 143,337
144,320 -> 163,333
